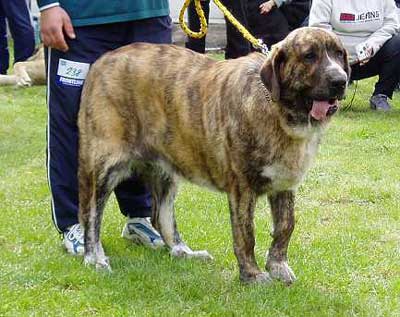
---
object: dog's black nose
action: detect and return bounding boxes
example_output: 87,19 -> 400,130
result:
329,77 -> 347,98
330,78 -> 347,90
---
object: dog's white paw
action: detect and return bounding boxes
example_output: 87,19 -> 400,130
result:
84,254 -> 112,272
267,260 -> 296,285
240,271 -> 273,284
16,76 -> 32,87
170,244 -> 213,260
190,250 -> 214,260
255,272 -> 273,284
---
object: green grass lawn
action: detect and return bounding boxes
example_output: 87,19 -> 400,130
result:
0,76 -> 399,316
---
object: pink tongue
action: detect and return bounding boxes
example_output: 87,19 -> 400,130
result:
310,100 -> 333,121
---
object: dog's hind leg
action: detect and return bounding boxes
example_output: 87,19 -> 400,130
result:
149,169 -> 213,260
228,181 -> 272,284
265,190 -> 296,285
79,154 -> 131,271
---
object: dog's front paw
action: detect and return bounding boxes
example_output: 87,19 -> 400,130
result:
255,272 -> 273,284
170,244 -> 213,260
240,271 -> 273,284
266,260 -> 296,285
16,76 -> 32,87
84,254 -> 112,272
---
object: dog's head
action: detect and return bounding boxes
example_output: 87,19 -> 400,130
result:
260,27 -> 350,125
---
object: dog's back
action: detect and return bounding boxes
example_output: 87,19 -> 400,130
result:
79,43 -> 270,191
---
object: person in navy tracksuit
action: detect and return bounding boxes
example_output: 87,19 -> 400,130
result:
38,0 -> 171,255
0,0 -> 35,74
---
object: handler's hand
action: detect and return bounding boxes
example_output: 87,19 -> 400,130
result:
259,0 -> 276,15
40,6 -> 75,52
359,47 -> 373,66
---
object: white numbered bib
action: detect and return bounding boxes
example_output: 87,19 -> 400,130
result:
57,59 -> 90,80
56,59 -> 90,87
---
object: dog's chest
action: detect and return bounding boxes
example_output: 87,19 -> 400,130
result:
258,135 -> 320,193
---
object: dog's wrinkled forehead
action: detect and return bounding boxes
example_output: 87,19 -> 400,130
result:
283,27 -> 344,54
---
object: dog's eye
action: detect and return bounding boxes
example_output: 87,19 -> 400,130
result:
304,52 -> 316,61
336,50 -> 344,58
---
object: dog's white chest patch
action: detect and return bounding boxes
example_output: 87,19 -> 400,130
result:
261,163 -> 303,192
261,134 -> 320,192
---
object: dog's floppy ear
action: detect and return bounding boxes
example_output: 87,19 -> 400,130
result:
260,44 -> 286,102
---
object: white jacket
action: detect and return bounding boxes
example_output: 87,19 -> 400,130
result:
309,0 -> 399,63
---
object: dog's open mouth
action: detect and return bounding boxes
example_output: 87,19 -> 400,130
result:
310,99 -> 338,121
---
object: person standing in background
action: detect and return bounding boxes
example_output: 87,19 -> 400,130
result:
185,0 -> 210,53
185,0 -> 251,58
247,0 -> 310,48
0,0 -> 35,74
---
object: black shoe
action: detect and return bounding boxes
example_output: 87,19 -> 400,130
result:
369,94 -> 391,112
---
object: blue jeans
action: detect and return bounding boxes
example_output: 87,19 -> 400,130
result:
45,17 -> 172,232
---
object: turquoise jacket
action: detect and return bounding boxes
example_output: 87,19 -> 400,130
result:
36,0 -> 170,27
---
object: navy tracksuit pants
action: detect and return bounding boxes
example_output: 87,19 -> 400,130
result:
45,17 -> 172,232
0,0 -> 35,74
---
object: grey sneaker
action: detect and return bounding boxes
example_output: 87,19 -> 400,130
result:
370,94 -> 391,111
122,217 -> 165,249
63,223 -> 84,256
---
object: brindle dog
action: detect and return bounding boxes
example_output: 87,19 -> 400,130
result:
78,27 -> 349,284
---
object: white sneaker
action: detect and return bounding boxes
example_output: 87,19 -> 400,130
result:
121,217 -> 165,249
63,223 -> 84,256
